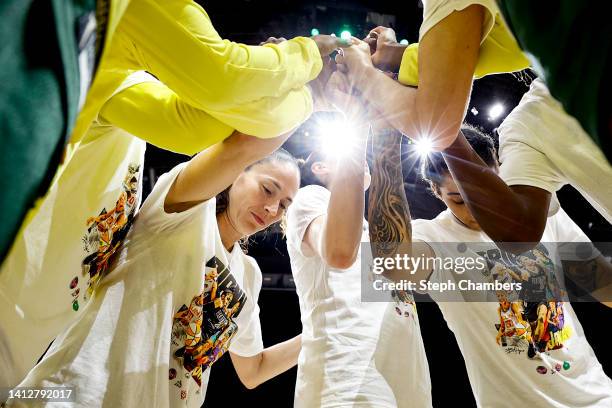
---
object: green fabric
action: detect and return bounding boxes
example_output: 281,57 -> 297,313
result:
0,0 -> 96,264
499,0 -> 612,163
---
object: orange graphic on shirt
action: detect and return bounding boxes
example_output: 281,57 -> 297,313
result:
77,164 -> 140,306
481,245 -> 573,360
170,256 -> 246,388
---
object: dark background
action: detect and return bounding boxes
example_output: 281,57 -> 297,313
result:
141,1 -> 611,406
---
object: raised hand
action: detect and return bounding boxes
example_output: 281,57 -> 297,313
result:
311,34 -> 352,57
334,38 -> 374,75
365,26 -> 406,72
366,26 -> 397,54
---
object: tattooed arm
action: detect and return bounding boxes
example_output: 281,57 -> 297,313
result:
367,124 -> 434,283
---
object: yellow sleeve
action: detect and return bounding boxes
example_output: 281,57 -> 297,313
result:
205,87 -> 314,138
397,43 -> 420,87
116,0 -> 322,117
476,15 -> 531,77
398,15 -> 530,87
99,81 -> 234,156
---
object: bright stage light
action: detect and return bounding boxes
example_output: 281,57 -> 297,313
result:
399,39 -> 409,45
488,103 -> 504,120
340,30 -> 352,40
318,119 -> 357,159
311,28 -> 320,36
414,137 -> 433,157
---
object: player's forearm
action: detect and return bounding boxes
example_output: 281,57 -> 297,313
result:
355,67 -> 418,137
375,43 -> 409,72
165,130 -> 293,210
357,6 -> 485,152
368,126 -> 412,245
442,131 -> 548,251
250,335 -> 301,389
367,126 -> 413,282
323,125 -> 369,267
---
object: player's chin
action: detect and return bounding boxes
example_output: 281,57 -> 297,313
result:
241,219 -> 264,236
463,214 -> 480,229
468,220 -> 481,230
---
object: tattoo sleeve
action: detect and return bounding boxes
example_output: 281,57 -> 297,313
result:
367,127 -> 412,259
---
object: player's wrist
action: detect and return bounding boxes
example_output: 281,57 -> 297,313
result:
375,43 -> 407,72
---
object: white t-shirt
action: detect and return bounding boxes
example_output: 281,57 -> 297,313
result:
8,164 -> 264,408
499,78 -> 612,224
0,72 -> 152,390
412,207 -> 612,407
286,185 -> 432,408
419,0 -> 498,43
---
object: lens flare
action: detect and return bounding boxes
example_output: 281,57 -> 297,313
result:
488,103 -> 505,120
318,119 -> 357,159
414,137 -> 433,158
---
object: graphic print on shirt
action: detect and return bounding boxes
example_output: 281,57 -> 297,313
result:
70,164 -> 140,311
170,255 -> 247,391
392,289 -> 417,320
476,244 -> 573,363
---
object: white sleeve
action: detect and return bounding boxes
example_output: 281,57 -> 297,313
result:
137,162 -> 214,232
498,119 -> 565,194
228,302 -> 264,357
229,261 -> 264,357
419,0 -> 498,43
285,185 -> 330,257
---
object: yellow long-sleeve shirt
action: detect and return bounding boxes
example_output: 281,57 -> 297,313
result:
73,0 -> 321,150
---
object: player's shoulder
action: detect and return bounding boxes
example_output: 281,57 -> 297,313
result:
296,184 -> 330,201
